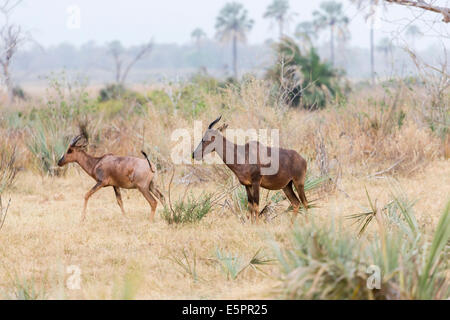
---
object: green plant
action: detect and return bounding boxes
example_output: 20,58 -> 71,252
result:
175,84 -> 209,118
272,185 -> 450,300
27,117 -> 70,176
417,201 -> 450,299
10,277 -> 47,300
161,192 -> 212,225
111,269 -> 142,300
97,100 -> 125,118
12,86 -> 26,101
266,37 -> 343,109
98,84 -> 127,102
168,248 -> 200,282
215,248 -> 273,280
0,142 -> 17,194
215,249 -> 245,280
44,71 -> 93,121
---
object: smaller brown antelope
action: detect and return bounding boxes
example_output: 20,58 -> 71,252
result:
193,116 -> 308,223
57,134 -> 164,222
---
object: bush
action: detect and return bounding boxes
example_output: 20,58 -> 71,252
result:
146,89 -> 173,108
272,189 -> 450,300
12,86 -> 26,101
161,192 -> 212,225
26,117 -> 70,176
98,84 -> 127,102
97,100 -> 125,118
266,37 -> 344,109
0,138 -> 17,194
99,84 -> 147,106
215,248 -> 273,280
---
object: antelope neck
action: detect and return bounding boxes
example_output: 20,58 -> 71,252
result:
76,151 -> 101,178
214,133 -> 240,172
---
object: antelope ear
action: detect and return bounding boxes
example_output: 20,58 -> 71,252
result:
79,136 -> 89,149
217,123 -> 228,132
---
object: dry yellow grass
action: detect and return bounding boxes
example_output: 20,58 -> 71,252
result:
0,78 -> 448,299
0,158 -> 448,299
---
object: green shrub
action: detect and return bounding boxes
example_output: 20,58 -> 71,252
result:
44,72 -> 93,121
272,188 -> 450,300
190,72 -> 220,93
97,100 -> 125,118
266,37 -> 344,109
9,276 -> 47,300
215,248 -> 273,280
99,84 -> 147,107
12,86 -> 26,101
0,139 -> 18,194
27,117 -> 70,176
98,84 -> 127,102
161,192 -> 212,225
146,89 -> 173,108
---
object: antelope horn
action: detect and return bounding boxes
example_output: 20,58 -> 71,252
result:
70,135 -> 83,147
208,115 -> 222,129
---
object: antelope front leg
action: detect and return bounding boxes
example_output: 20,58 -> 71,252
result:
252,181 -> 260,224
82,182 -> 104,223
244,185 -> 254,222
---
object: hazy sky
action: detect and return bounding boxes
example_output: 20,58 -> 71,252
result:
9,0 -> 450,49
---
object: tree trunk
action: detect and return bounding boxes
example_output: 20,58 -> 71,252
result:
279,19 -> 284,39
3,64 -> 13,105
330,25 -> 335,66
232,33 -> 238,79
370,25 -> 375,84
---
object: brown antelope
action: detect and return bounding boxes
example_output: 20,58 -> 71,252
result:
193,116 -> 308,223
57,134 -> 165,222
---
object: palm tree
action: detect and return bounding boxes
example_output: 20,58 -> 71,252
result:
313,1 -> 349,66
215,2 -> 254,79
352,0 -> 381,84
295,21 -> 317,47
406,25 -> 422,49
367,0 -> 378,84
377,37 -> 392,61
263,0 -> 290,39
191,28 -> 207,48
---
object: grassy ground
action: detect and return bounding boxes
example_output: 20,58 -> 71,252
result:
0,159 -> 447,299
0,77 -> 448,299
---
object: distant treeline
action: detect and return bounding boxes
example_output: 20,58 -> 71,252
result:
11,39 -> 444,85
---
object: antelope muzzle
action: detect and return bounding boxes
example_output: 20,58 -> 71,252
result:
57,155 -> 66,167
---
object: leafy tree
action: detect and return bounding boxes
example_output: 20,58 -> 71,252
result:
215,2 -> 254,79
313,1 -> 349,66
266,37 -> 342,109
263,0 -> 290,39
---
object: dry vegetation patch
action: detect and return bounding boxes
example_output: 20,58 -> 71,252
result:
0,77 -> 448,299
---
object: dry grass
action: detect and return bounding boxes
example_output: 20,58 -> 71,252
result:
0,159 -> 447,299
0,77 -> 448,299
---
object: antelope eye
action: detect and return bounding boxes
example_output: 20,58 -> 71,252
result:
67,149 -> 73,154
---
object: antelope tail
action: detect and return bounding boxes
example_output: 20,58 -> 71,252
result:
141,151 -> 156,173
